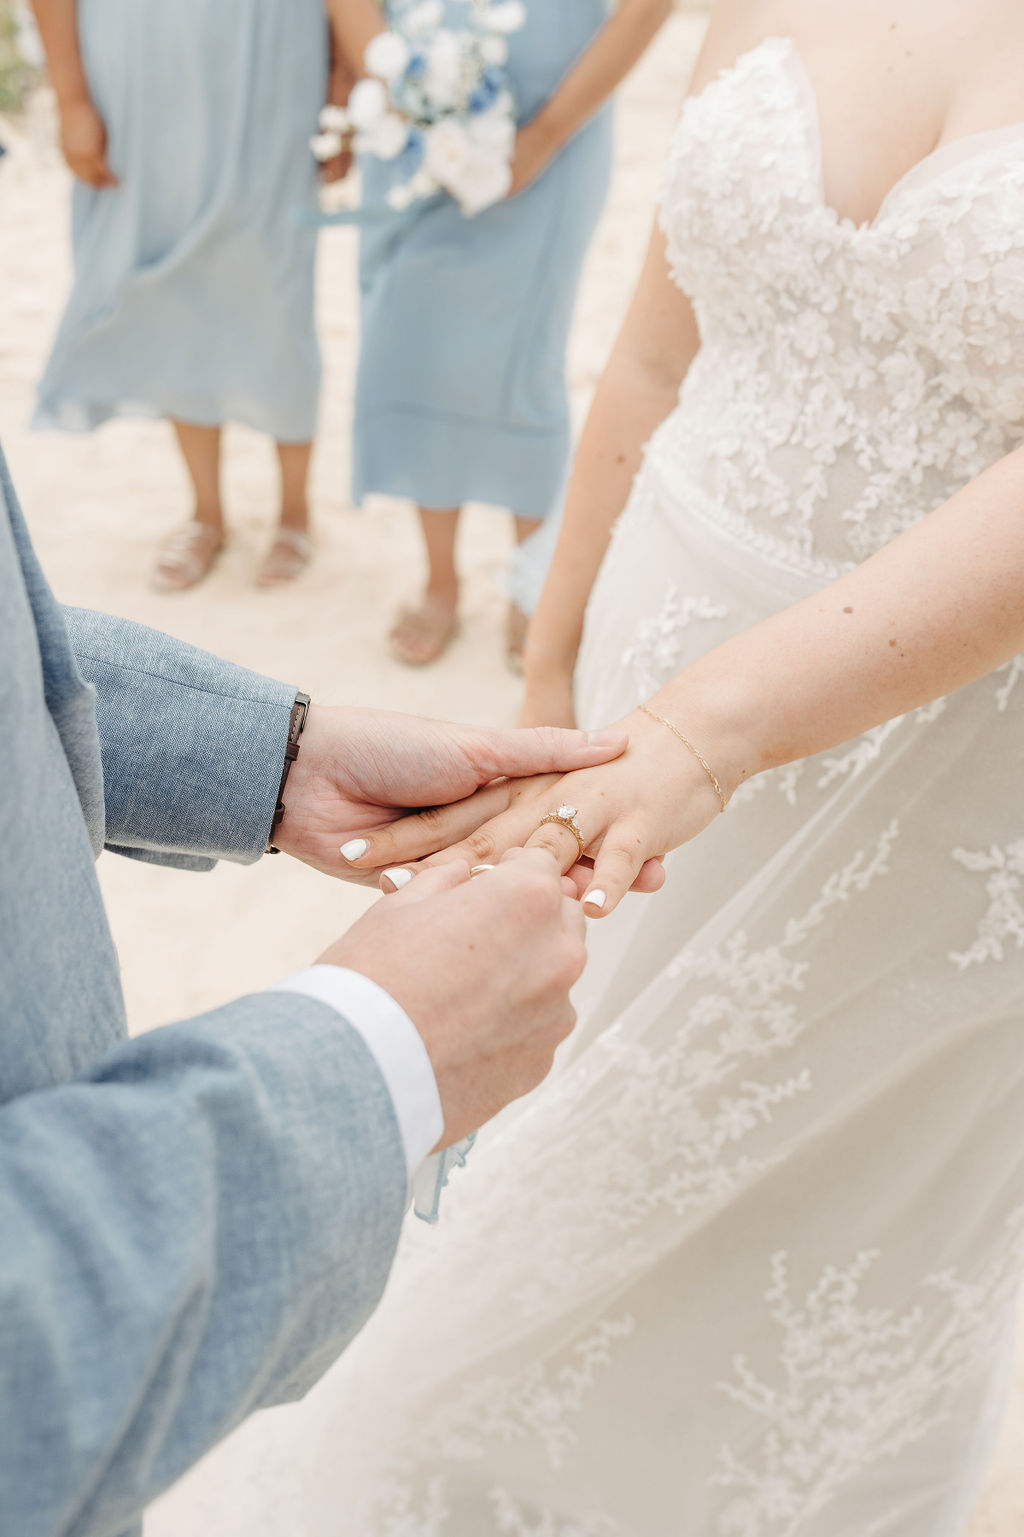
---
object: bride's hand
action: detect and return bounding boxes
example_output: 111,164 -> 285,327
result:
340,708 -> 727,914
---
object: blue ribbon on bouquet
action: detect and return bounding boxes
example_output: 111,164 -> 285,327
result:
412,1132 -> 477,1224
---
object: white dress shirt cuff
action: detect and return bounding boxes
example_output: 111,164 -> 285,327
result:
266,965 -> 443,1177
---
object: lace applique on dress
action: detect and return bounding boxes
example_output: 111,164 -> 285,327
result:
949,838 -> 1024,970
621,583 -> 728,693
710,1207 -> 1024,1537
650,36 -> 1024,577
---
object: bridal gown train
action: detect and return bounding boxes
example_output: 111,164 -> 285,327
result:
150,36 -> 1024,1537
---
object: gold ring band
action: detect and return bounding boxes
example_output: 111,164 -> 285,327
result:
538,803 -> 587,860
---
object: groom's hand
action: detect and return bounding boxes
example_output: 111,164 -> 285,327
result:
321,851 -> 586,1146
273,705 -> 627,884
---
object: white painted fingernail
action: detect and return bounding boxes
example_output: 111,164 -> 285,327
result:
584,888 -> 606,911
382,867 -> 413,890
340,839 -> 369,861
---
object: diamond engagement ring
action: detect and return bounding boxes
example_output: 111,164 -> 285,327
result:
538,803 -> 587,860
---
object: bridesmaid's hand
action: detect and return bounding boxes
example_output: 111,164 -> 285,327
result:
517,670 -> 577,730
340,707 -> 730,913
59,97 -> 117,189
320,62 -> 355,184
508,119 -> 558,197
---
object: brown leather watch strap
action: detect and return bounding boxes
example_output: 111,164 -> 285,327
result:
265,692 -> 311,854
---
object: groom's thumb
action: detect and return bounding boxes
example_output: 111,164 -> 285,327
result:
379,860 -> 472,904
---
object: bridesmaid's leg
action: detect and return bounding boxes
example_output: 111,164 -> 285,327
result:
255,439 -> 314,587
507,515 -> 543,673
152,421 -> 225,591
389,506 -> 461,665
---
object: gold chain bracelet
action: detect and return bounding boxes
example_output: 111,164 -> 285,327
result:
638,703 -> 727,814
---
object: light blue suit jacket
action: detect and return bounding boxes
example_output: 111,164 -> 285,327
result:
0,450 -> 408,1537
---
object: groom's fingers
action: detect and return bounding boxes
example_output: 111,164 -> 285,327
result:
472,725 -> 627,781
379,860 -> 472,901
339,781 -> 513,873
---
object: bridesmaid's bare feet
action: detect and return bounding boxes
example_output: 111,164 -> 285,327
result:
389,593 -> 459,665
255,526 -> 313,586
152,520 -> 224,592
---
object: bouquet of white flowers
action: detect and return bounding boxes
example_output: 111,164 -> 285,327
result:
311,0 -> 526,218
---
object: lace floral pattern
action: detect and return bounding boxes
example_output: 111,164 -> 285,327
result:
652,37 -> 1024,577
710,1207 -> 1024,1537
621,583 -> 728,695
949,838 -> 1024,970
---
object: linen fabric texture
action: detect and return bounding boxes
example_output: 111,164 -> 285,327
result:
34,0 -> 327,441
353,0 -> 614,521
0,448 -> 407,1537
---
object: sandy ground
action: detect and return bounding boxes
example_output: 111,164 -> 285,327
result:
0,12 -> 1020,1532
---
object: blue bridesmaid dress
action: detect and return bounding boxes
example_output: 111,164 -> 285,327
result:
353,0 -> 614,520
34,0 -> 328,444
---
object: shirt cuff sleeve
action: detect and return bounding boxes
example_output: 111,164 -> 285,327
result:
266,965 -> 443,1177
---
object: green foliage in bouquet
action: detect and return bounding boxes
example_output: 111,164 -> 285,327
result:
0,0 -> 37,113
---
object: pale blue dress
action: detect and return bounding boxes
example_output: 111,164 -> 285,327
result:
34,0 -> 328,444
353,0 -> 614,520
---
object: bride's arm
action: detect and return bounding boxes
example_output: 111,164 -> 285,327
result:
520,223 -> 701,726
339,444 -> 1024,905
510,0 -> 673,193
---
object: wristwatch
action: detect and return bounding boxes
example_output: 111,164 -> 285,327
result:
265,691 -> 311,854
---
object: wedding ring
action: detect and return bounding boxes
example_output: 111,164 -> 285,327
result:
538,803 -> 587,860
470,864 -> 495,876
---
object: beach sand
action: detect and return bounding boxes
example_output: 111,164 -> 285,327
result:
0,12 -> 1020,1532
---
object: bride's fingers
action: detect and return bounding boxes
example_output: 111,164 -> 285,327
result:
631,856 -> 666,895
577,823 -> 651,917
558,854 -> 664,902
337,781 -> 512,873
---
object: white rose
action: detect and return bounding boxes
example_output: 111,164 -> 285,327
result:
409,166 -> 440,199
310,129 -> 343,162
467,105 -> 515,160
423,30 -> 464,110
479,1 -> 526,35
403,0 -> 444,34
364,111 -> 411,161
477,35 -> 509,66
319,104 -> 351,134
424,118 -> 472,183
448,149 -> 512,216
387,181 -> 417,211
364,29 -> 411,83
348,76 -> 389,131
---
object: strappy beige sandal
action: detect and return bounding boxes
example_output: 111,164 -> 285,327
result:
255,527 -> 313,586
152,522 -> 224,592
389,600 -> 460,666
506,601 -> 529,675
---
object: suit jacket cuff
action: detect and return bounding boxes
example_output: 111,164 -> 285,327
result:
64,606 -> 296,865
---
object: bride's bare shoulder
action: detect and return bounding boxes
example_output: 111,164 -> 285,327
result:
687,0 -> 804,96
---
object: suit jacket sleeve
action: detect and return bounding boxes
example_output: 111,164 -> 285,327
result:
62,606 -> 297,870
0,989 -> 408,1537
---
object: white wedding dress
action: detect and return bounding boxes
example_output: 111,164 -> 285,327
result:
150,37 -> 1024,1537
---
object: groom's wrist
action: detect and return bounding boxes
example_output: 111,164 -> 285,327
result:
265,693 -> 311,854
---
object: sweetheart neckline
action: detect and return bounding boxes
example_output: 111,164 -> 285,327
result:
687,34 -> 1024,233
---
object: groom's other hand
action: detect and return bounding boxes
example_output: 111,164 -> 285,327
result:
273,705 -> 627,883
319,852 -> 585,1146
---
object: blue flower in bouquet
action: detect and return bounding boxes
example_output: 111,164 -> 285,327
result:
312,0 -> 526,218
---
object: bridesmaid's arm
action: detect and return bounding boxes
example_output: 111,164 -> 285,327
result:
520,223 -> 701,727
323,0 -> 388,76
30,0 -> 116,187
510,0 -> 673,194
